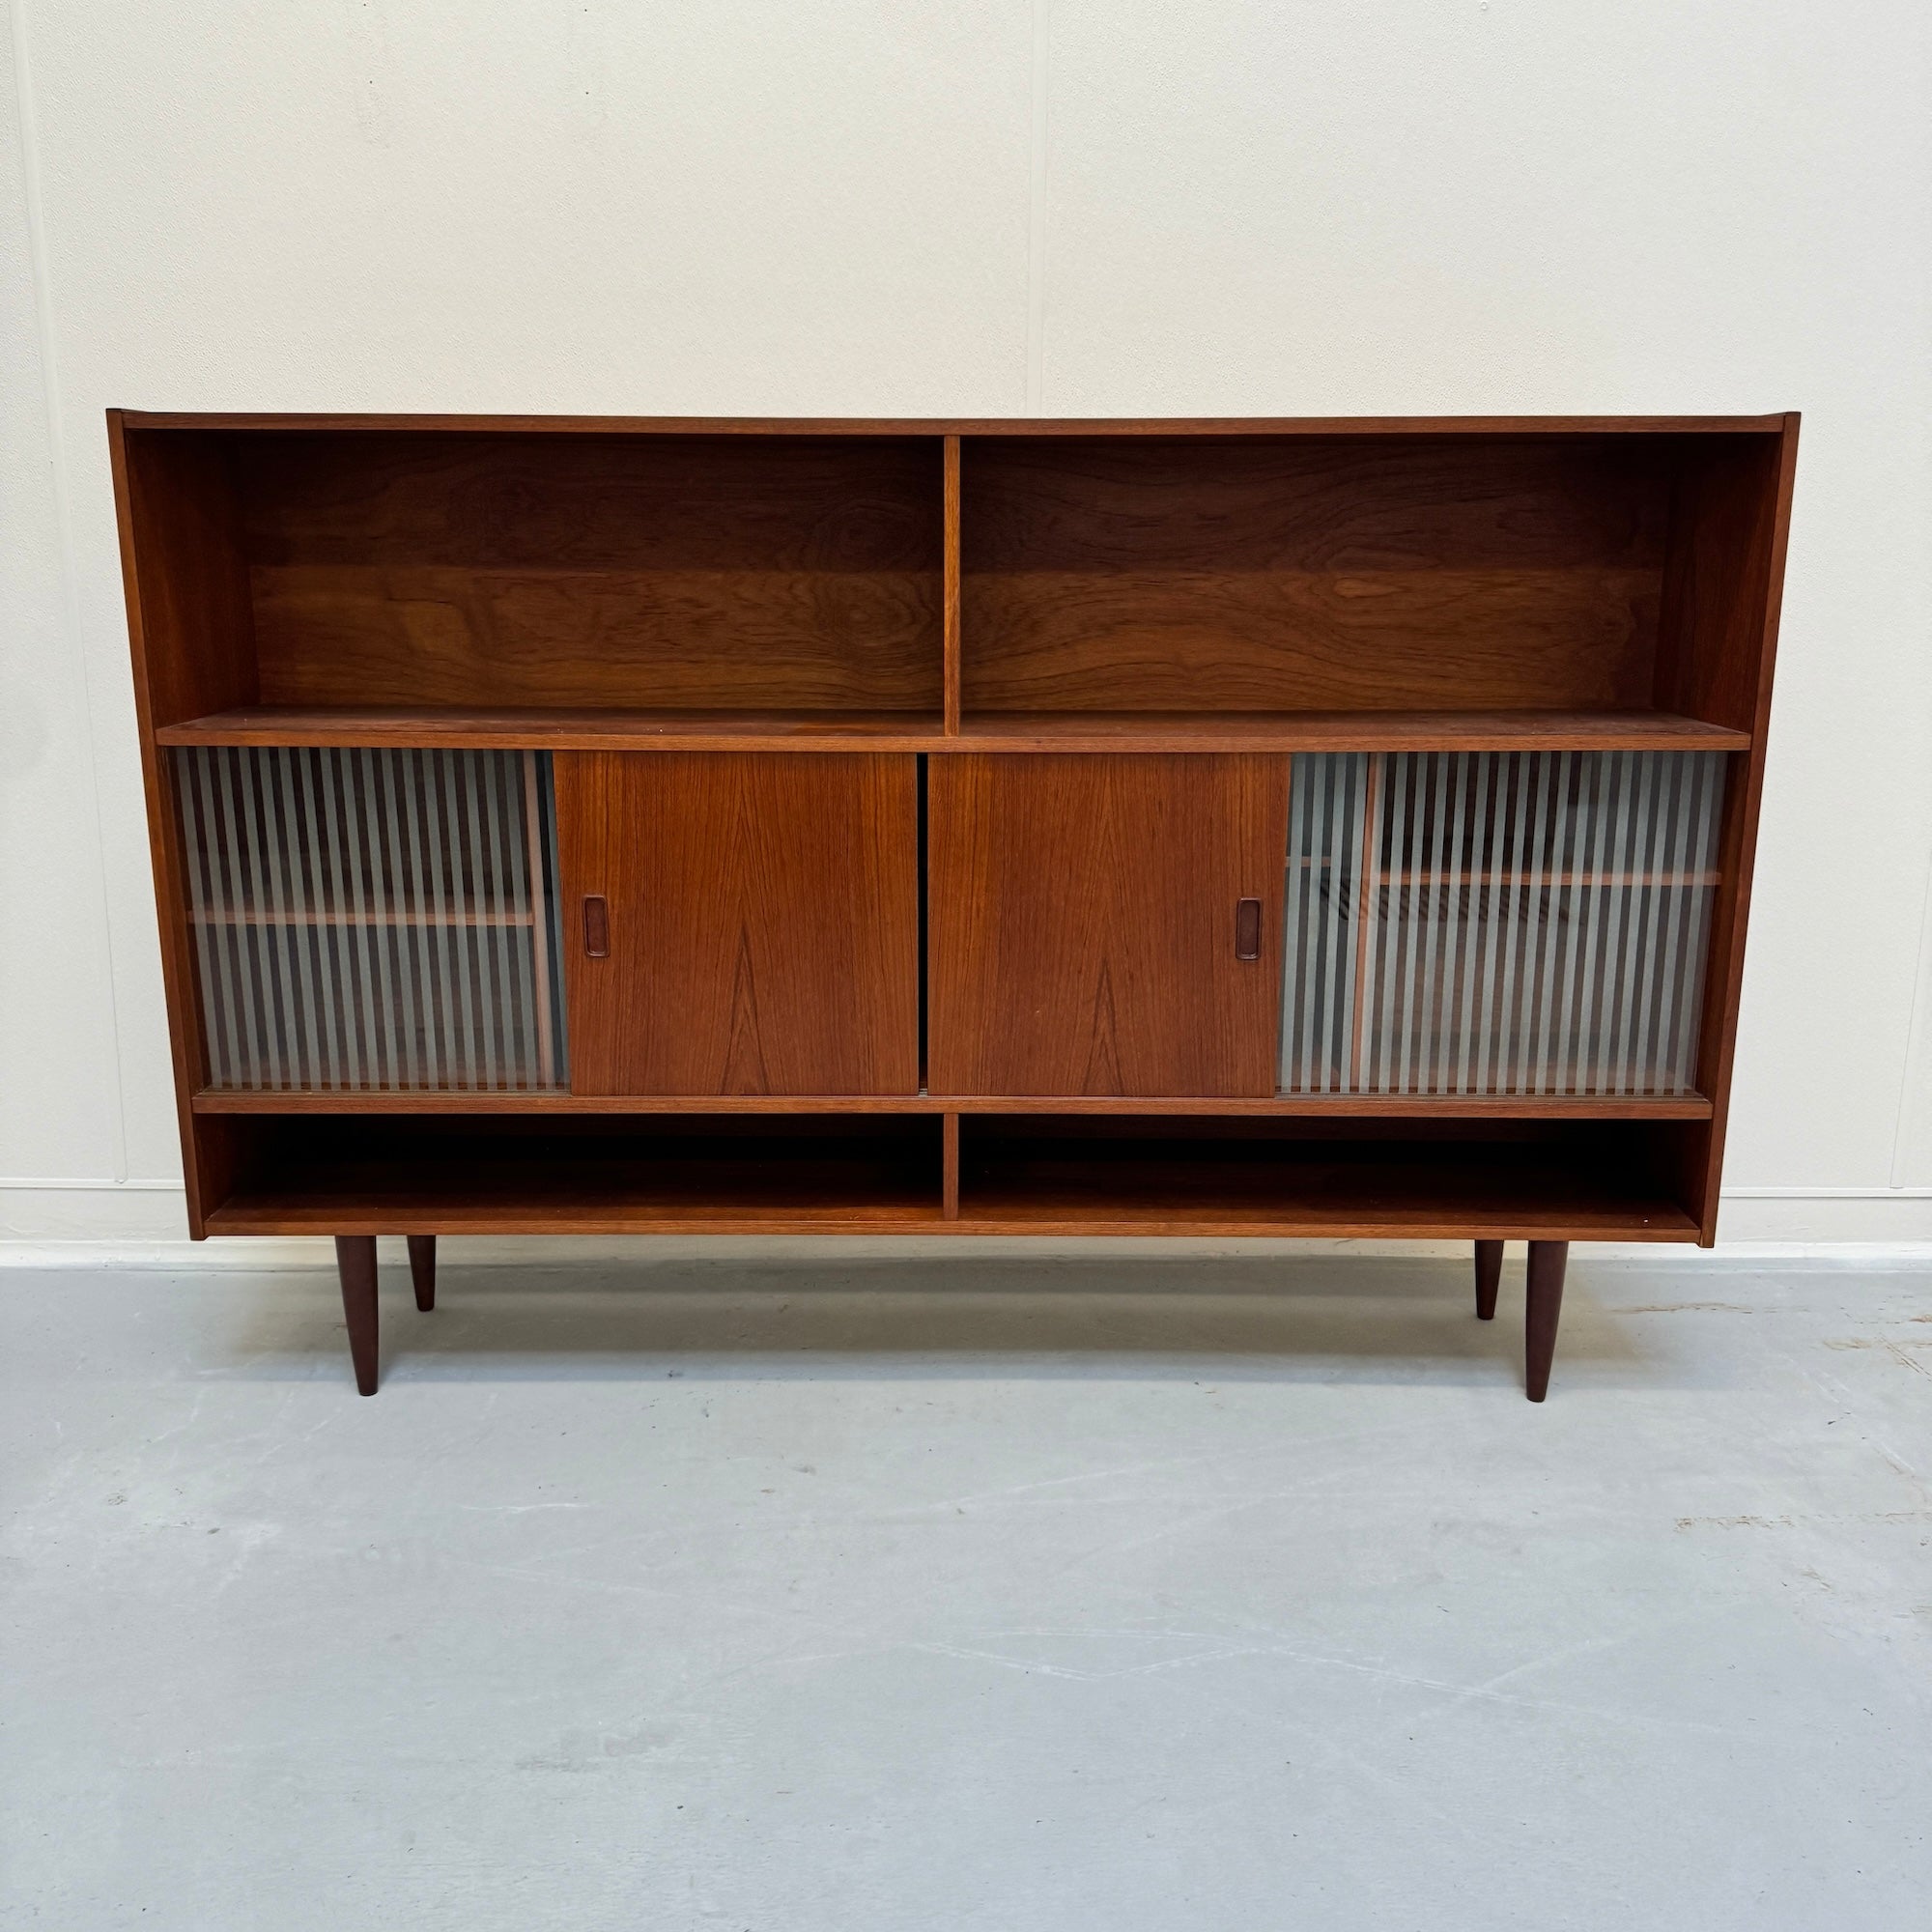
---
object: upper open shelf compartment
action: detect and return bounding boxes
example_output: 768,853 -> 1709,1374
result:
120,427 -> 947,729
116,415 -> 1789,749
957,430 -> 1780,732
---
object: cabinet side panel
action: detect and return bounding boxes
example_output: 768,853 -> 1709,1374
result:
1655,417 -> 1799,1238
116,429 -> 258,727
110,420 -> 260,1234
1654,434 -> 1789,732
556,753 -> 921,1095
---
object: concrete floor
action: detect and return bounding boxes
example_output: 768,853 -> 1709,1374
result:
2,1249 -> 1929,1930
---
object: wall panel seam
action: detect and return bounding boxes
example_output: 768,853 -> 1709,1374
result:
1887,834 -> 1932,1186
1024,0 -> 1051,412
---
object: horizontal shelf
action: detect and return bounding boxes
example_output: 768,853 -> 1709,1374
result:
156,707 -> 1752,755
208,1186 -> 943,1237
203,1161 -> 1698,1240
157,707 -> 947,752
203,1154 -> 1696,1241
192,906 -> 537,928
953,1162 -> 1698,1241
208,1201 -> 1696,1239
959,712 -> 1750,752
1291,860 -> 1721,887
1354,871 -> 1719,888
191,1090 -> 1714,1119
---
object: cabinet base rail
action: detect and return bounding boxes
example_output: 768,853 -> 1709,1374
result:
328,1234 -> 1568,1400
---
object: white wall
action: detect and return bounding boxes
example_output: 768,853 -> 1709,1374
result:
4,1 -> 1929,1246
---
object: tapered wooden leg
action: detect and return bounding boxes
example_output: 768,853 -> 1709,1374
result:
1524,1239 -> 1568,1403
1474,1240 -> 1503,1321
334,1236 -> 380,1396
407,1235 -> 436,1313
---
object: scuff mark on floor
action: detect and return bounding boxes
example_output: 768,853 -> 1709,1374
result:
1623,1302 -> 1755,1314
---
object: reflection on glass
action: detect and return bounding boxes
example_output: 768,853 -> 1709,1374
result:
173,746 -> 567,1091
1281,751 -> 1724,1095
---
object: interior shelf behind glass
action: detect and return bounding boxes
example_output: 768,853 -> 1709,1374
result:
1281,750 -> 1726,1097
174,746 -> 568,1092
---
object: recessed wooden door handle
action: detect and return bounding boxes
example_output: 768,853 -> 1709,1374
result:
582,895 -> 610,957
1235,897 -> 1262,960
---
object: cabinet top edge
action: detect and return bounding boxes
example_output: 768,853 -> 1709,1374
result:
107,411 -> 1799,438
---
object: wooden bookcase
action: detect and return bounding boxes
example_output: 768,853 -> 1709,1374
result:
110,412 -> 1799,1398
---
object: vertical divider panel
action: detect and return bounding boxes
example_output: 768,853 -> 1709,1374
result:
942,1111 -> 960,1219
917,753 -> 930,1091
943,435 -> 962,735
523,750 -> 555,1088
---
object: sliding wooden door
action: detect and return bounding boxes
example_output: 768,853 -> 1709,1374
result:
928,754 -> 1288,1096
555,753 -> 920,1095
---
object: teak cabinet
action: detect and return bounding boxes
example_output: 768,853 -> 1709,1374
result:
111,412 -> 1800,1400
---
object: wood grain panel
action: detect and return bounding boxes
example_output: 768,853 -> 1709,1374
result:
157,707 -> 944,749
1654,432 -> 1791,732
962,437 -> 1673,712
949,712 -> 1747,752
235,433 -> 943,711
121,411 -> 1791,438
154,704 -> 1748,754
108,420 -> 262,1236
1656,416 -> 1800,1240
250,566 -> 937,709
928,754 -> 1289,1096
206,1191 -> 1691,1240
191,1090 -> 1712,1119
555,753 -> 921,1095
943,435 -> 962,734
115,431 -> 259,727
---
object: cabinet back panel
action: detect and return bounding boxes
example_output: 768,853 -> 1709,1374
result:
234,433 -> 944,711
961,437 -> 1672,712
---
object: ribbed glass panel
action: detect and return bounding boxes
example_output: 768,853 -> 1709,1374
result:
174,748 -> 567,1091
1279,751 -> 1725,1095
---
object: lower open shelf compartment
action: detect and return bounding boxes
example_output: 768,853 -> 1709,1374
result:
953,1116 -> 1697,1237
199,1110 -> 1702,1239
203,1115 -> 945,1234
